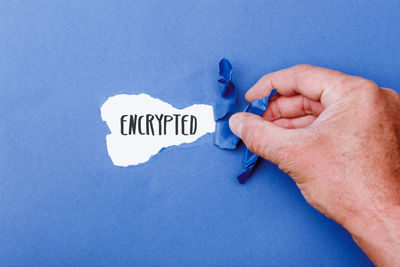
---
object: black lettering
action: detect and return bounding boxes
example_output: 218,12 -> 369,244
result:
190,115 -> 197,135
120,114 -> 199,136
129,115 -> 137,135
173,114 -> 181,135
146,114 -> 155,135
164,115 -> 173,135
181,115 -> 189,135
155,114 -> 164,135
121,115 -> 128,135
138,115 -> 145,135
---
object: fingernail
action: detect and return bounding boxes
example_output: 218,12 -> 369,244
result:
244,91 -> 251,101
229,113 -> 243,138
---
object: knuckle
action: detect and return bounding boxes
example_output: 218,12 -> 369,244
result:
269,101 -> 282,120
285,119 -> 295,129
340,76 -> 382,104
294,64 -> 313,71
348,76 -> 379,93
260,74 -> 272,84
292,64 -> 316,81
276,119 -> 294,129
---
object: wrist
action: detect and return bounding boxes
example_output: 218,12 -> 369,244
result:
346,205 -> 400,266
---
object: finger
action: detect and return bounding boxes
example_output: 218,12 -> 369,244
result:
262,95 -> 324,121
245,64 -> 356,107
229,112 -> 302,163
272,115 -> 316,129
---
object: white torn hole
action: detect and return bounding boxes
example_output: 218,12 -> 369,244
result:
100,93 -> 215,166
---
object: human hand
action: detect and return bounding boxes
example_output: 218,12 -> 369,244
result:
229,65 -> 400,266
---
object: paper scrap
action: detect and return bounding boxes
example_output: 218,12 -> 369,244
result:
213,58 -> 277,184
212,58 -> 240,149
237,89 -> 277,184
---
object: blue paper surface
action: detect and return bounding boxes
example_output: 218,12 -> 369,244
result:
1,0 -> 399,265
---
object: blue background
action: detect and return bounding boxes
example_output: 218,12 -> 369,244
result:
1,0 -> 399,265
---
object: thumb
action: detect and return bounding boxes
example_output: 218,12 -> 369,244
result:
229,112 -> 300,165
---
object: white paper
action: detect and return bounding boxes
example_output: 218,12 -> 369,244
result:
101,93 -> 215,166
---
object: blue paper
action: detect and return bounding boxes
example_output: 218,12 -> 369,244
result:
0,1 -> 386,264
213,58 -> 240,149
237,89 -> 277,184
214,58 -> 277,184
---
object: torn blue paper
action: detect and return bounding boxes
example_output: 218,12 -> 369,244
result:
212,58 -> 240,149
237,89 -> 277,184
213,58 -> 277,184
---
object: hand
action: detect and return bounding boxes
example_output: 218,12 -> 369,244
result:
229,64 -> 400,266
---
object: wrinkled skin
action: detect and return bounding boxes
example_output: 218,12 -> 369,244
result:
229,65 -> 400,266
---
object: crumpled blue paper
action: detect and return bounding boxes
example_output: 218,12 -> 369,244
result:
237,89 -> 277,184
212,58 -> 240,149
213,58 -> 277,184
